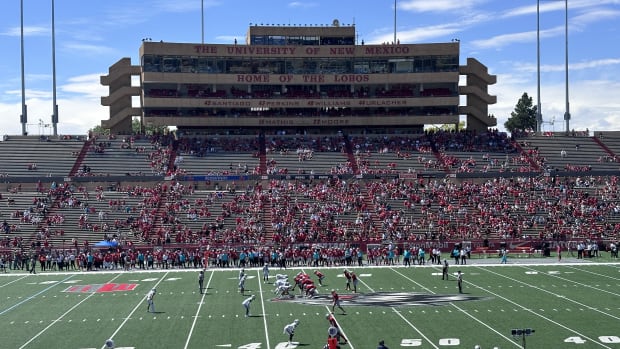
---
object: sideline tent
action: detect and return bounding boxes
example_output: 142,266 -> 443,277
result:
94,240 -> 118,248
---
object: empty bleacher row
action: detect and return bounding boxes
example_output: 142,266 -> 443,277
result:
79,135 -> 173,177
3,130 -> 619,180
0,135 -> 85,177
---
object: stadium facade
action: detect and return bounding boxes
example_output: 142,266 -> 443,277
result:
100,21 -> 497,135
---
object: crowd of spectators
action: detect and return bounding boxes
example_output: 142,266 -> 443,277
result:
1,130 -> 620,271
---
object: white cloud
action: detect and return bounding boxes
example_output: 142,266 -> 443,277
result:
398,0 -> 485,12
502,0 -> 620,19
62,43 -> 117,56
214,35 -> 242,44
513,58 -> 620,74
0,73 -> 109,136
571,8 -> 620,29
1,26 -> 48,37
369,24 -> 463,44
471,26 -> 563,49
152,0 -> 220,13
62,74 -> 108,99
288,1 -> 318,8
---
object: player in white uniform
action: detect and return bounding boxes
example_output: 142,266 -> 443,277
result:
262,264 -> 270,282
239,274 -> 247,294
275,283 -> 292,298
146,288 -> 156,313
242,294 -> 256,317
283,319 -> 300,345
274,277 -> 289,288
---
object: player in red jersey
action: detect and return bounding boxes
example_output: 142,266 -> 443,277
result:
343,270 -> 352,291
350,271 -> 358,293
326,312 -> 348,344
331,289 -> 346,314
314,270 -> 325,286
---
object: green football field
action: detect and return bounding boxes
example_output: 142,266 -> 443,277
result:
1,258 -> 620,349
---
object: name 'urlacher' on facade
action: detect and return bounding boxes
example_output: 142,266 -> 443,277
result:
100,21 -> 496,135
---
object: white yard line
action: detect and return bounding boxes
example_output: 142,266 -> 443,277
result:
183,270 -> 214,349
473,266 -> 614,348
0,274 -> 74,316
357,275 -> 375,292
390,267 -> 519,349
257,268 -> 272,349
563,264 -> 620,280
485,265 -> 620,321
18,274 -> 120,349
322,305 -> 356,349
0,274 -> 30,287
390,308 -> 441,349
100,272 -> 170,349
301,267 -> 356,349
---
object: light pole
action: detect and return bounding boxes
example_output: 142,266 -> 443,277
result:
201,0 -> 204,44
51,0 -> 58,136
563,0 -> 570,134
537,0 -> 570,134
20,0 -> 28,135
393,0 -> 397,44
536,0 -> 542,134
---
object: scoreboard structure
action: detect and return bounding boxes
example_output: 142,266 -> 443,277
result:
101,21 -> 496,135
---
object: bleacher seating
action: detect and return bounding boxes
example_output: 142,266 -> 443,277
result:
1,130 -> 619,262
522,134 -> 618,172
0,135 -> 85,177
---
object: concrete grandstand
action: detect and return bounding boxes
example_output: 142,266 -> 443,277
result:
1,129 -> 619,271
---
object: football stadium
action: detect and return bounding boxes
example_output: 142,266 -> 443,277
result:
1,21 -> 620,349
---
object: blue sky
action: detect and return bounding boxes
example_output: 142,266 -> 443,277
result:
0,0 -> 619,136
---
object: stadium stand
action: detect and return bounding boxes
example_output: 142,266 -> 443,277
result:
1,130 -> 619,270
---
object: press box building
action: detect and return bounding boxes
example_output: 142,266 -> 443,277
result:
101,21 -> 496,135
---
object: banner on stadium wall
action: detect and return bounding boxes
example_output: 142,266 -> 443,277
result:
178,175 -> 251,181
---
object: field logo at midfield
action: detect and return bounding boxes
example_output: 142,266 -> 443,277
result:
62,283 -> 138,293
272,292 -> 488,307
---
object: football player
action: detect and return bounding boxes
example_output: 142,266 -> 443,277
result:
314,270 -> 325,286
326,313 -> 348,344
239,274 -> 247,295
146,288 -> 156,313
331,289 -> 346,314
283,319 -> 300,345
343,270 -> 352,291
242,294 -> 256,317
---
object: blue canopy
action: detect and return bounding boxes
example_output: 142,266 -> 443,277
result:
94,240 -> 118,248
